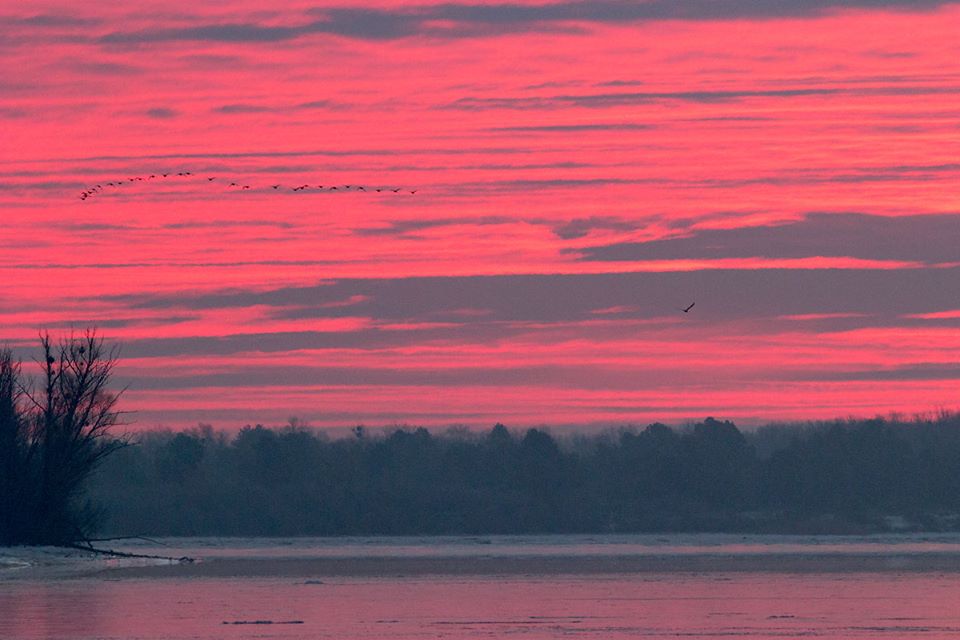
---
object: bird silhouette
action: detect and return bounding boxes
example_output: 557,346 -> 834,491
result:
682,302 -> 695,313
78,170 -> 417,201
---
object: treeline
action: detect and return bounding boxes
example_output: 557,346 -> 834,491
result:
88,414 -> 960,536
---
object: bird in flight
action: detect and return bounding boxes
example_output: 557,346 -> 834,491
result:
682,302 -> 695,313
77,170 -> 418,201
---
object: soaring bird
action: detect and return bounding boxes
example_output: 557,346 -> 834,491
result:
272,185 -> 280,189
682,302 -> 695,313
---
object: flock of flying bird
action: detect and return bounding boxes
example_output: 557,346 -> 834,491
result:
75,171 -> 698,314
78,171 -> 418,201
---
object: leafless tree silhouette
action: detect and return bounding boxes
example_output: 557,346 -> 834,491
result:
1,330 -> 128,545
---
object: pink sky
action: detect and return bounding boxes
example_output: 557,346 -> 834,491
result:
3,1 -> 960,429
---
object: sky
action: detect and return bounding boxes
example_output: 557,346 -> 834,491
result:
3,1 -> 960,430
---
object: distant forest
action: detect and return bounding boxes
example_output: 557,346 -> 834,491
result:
89,414 -> 960,536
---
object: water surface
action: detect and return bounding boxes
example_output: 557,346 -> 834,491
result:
3,534 -> 960,639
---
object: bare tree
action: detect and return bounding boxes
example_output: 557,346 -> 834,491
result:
1,330 -> 129,545
0,349 -> 26,544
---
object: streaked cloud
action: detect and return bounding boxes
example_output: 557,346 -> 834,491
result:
5,1 -> 960,427
96,1 -> 958,45
113,267 -> 960,325
145,107 -> 178,119
576,213 -> 960,264
444,86 -> 960,111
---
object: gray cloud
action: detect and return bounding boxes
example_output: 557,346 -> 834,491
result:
62,222 -> 139,232
487,123 -> 654,133
0,107 -> 28,119
68,61 -> 142,76
215,103 -> 271,114
160,219 -> 297,230
145,107 -> 178,119
0,180 -> 85,192
451,177 -> 634,194
297,100 -> 339,110
47,143 -> 532,165
576,212 -> 960,264
797,363 -> 960,382
45,264 -> 958,367
446,88 -> 845,111
113,266 -> 960,328
97,1 -> 956,44
354,216 -> 516,237
214,100 -> 343,115
552,216 -> 643,240
444,85 -> 960,111
115,325 -> 520,359
118,363 -> 712,391
9,14 -> 100,28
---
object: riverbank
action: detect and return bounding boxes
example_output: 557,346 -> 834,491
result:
0,546 -> 184,581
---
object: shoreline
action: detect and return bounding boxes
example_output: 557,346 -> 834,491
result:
101,551 -> 960,579
9,534 -> 960,581
0,546 -> 183,582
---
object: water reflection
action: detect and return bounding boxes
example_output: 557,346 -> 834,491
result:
3,573 -> 960,639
